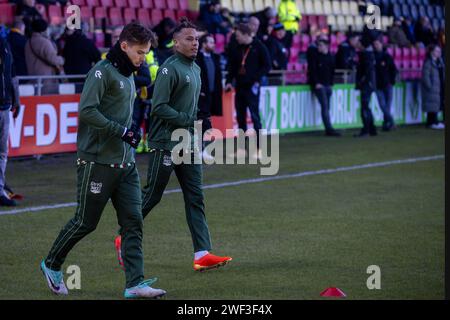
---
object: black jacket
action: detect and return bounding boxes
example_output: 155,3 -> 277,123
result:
226,38 -> 271,89
308,51 -> 335,88
196,51 -> 223,116
374,50 -> 398,89
63,31 -> 101,75
264,35 -> 288,71
0,37 -> 18,110
356,46 -> 377,92
7,30 -> 28,76
336,41 -> 357,69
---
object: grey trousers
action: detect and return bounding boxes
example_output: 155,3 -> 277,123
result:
0,109 -> 10,197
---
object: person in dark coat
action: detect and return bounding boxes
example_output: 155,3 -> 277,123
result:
373,36 -> 398,131
355,38 -> 377,137
307,38 -> 340,137
225,23 -> 272,159
196,33 -> 223,161
16,0 -> 43,38
336,33 -> 360,70
7,20 -> 28,76
264,23 -> 288,71
62,26 -> 101,76
421,44 -> 445,129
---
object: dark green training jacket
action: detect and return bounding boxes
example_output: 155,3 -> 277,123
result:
148,52 -> 201,151
77,59 -> 136,164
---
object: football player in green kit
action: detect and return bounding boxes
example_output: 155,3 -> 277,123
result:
40,22 -> 166,299
115,18 -> 232,272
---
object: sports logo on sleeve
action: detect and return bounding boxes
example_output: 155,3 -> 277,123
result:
120,81 -> 124,89
95,70 -> 102,79
162,68 -> 168,75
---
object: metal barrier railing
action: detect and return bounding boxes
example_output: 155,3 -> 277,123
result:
17,69 -> 422,96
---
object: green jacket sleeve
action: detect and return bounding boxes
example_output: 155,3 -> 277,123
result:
78,66 -> 125,138
151,64 -> 194,127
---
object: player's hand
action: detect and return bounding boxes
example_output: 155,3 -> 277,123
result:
11,104 -> 20,119
121,128 -> 141,149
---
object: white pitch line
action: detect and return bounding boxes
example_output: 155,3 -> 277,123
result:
0,155 -> 444,216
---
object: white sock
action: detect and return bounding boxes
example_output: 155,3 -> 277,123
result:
194,250 -> 209,260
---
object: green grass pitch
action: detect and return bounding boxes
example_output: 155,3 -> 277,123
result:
0,125 -> 444,300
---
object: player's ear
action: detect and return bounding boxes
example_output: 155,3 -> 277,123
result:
120,41 -> 128,52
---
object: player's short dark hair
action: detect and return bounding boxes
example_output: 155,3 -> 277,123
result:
235,23 -> 252,36
199,33 -> 214,47
173,17 -> 198,37
119,22 -> 155,45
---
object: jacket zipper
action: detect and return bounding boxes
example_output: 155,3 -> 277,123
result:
122,77 -> 135,164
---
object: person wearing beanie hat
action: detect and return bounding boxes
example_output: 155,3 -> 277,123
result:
24,18 -> 64,94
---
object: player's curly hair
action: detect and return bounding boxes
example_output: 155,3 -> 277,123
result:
119,22 -> 156,45
173,17 -> 198,36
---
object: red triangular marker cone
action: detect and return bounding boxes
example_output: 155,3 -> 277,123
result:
320,287 -> 346,298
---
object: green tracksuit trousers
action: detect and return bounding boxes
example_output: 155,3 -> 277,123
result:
45,161 -> 144,289
141,149 -> 212,253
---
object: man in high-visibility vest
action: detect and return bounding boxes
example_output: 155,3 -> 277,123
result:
277,0 -> 302,48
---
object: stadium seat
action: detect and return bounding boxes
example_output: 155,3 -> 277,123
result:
114,0 -> 128,8
166,0 -> 179,9
317,15 -> 327,28
151,9 -> 163,25
141,0 -> 154,8
70,0 -> 86,6
137,8 -> 151,25
313,0 -> 323,14
331,1 -> 341,15
48,5 -> 63,25
94,6 -> 107,21
179,0 -> 189,10
345,15 -> 354,29
221,0 -> 232,11
426,5 -> 435,19
124,8 -> 137,24
254,0 -> 265,11
296,0 -> 304,13
128,0 -> 140,8
176,10 -> 188,20
354,15 -> 364,31
308,15 -> 318,28
322,0 -> 332,14
336,15 -> 346,31
100,0 -> 114,6
341,1 -> 350,15
402,47 -> 411,61
0,3 -> 14,25
163,9 -> 177,21
86,0 -> 100,7
289,47 -> 300,63
327,15 -> 336,30
214,33 -> 225,53
300,15 -> 309,30
292,34 -> 301,50
349,1 -> 358,15
300,33 -> 310,52
80,6 -> 93,22
153,0 -> 166,9
243,0 -> 254,13
109,7 -> 124,26
303,0 -> 313,14
231,0 -> 244,13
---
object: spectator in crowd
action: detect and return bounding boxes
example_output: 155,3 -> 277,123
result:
196,34 -> 223,161
252,7 -> 277,40
373,36 -> 398,132
265,23 -> 288,71
307,38 -> 340,137
7,20 -> 28,76
24,19 -> 64,94
336,33 -> 360,70
153,18 -> 177,64
355,37 -> 377,137
421,44 -> 445,130
198,0 -> 230,35
248,16 -> 261,39
388,18 -> 411,47
225,23 -> 271,159
62,23 -> 101,76
16,0 -> 43,38
402,18 -> 416,45
415,17 -> 436,47
277,0 -> 302,49
220,7 -> 234,31
0,36 -> 20,207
